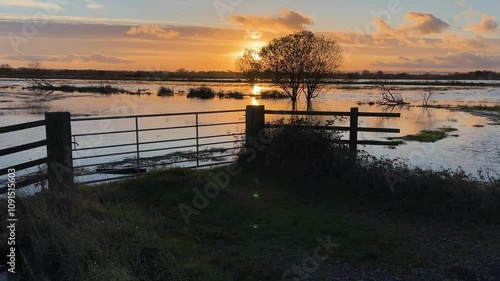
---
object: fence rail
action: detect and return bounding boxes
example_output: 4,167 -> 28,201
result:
1,105 -> 402,191
0,120 -> 45,134
0,119 -> 47,193
71,109 -> 246,185
259,106 -> 402,154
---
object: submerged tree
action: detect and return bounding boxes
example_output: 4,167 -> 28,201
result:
236,31 -> 342,108
301,33 -> 342,106
376,81 -> 408,106
235,49 -> 262,84
26,60 -> 53,91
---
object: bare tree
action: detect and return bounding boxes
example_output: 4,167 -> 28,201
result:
26,60 -> 53,91
235,49 -> 262,84
376,81 -> 408,105
421,88 -> 434,106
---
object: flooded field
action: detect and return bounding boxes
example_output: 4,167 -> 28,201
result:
1,78 -> 500,188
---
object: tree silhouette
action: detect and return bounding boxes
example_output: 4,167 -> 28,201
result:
236,31 -> 342,108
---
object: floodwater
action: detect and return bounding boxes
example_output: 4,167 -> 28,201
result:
1,78 -> 499,190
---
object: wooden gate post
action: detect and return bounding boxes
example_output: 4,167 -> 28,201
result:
245,105 -> 265,172
349,107 -> 359,162
45,112 -> 74,189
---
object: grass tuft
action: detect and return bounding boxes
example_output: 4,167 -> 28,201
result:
460,105 -> 500,112
157,86 -> 174,96
187,87 -> 216,99
390,127 -> 458,143
260,90 -> 288,99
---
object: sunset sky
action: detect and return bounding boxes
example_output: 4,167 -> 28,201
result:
0,0 -> 499,72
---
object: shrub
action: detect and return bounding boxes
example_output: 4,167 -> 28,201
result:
260,90 -> 288,99
157,86 -> 174,96
345,153 -> 500,223
39,84 -> 126,94
216,91 -> 245,99
225,91 -> 245,99
16,189 -> 176,281
187,87 -> 216,99
238,119 -> 500,223
251,118 -> 350,179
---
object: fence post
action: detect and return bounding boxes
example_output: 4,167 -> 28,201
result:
135,117 -> 140,174
245,105 -> 265,172
45,112 -> 74,189
195,113 -> 200,167
349,107 -> 359,161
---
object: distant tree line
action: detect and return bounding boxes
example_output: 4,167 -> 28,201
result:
0,62 -> 498,81
341,70 -> 500,81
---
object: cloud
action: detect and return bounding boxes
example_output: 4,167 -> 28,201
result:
467,14 -> 499,34
375,52 -> 500,69
453,9 -> 481,21
0,0 -> 63,11
84,0 -> 103,10
127,25 -> 180,39
79,53 -> 132,64
404,12 -> 450,35
375,12 -> 449,38
441,34 -> 494,51
231,9 -> 314,32
245,30 -> 263,39
374,17 -> 406,38
0,14 -> 190,26
4,53 -> 132,64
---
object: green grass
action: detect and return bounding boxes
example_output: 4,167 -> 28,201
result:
12,169 -> 435,280
11,162 -> 500,280
460,105 -> 500,112
390,127 -> 458,143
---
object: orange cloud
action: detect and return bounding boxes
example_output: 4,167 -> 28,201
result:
441,34 -> 494,51
467,14 -> 499,34
404,12 -> 450,35
375,12 -> 449,38
231,10 -> 314,33
127,25 -> 180,39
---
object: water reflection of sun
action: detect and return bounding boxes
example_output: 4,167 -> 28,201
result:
251,97 -> 260,106
252,85 -> 261,95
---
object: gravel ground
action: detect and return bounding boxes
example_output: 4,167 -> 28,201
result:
244,214 -> 500,281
